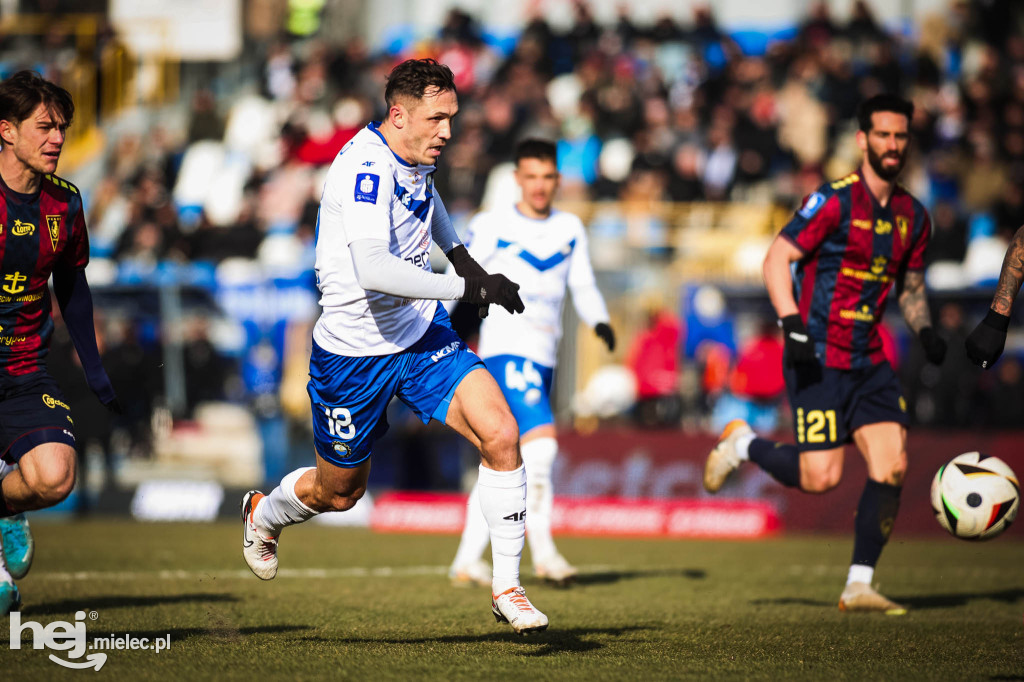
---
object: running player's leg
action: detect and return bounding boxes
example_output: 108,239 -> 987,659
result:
242,339 -> 395,579
839,362 -> 909,614
520,424 -> 576,585
444,368 -> 548,633
705,363 -> 845,493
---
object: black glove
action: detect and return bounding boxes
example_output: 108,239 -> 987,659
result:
462,273 -> 525,314
595,322 -> 615,351
103,397 -> 123,415
918,326 -> 947,365
965,309 -> 1010,369
781,314 -> 816,365
447,245 -> 490,319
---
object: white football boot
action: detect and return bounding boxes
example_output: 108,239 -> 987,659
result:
448,558 -> 492,588
534,553 -> 578,586
703,419 -> 753,493
241,491 -> 279,580
839,582 -> 907,615
492,586 -> 549,634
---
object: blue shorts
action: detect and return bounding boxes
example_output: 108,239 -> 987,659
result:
784,360 -> 909,452
0,372 -> 77,463
308,305 -> 483,468
483,355 -> 554,435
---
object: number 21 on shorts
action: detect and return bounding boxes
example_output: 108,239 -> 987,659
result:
796,408 -> 837,444
324,406 -> 356,440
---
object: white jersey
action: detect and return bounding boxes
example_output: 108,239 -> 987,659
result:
312,123 -> 441,356
467,207 -> 609,367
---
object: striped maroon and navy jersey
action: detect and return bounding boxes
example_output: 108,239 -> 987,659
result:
0,173 -> 89,381
780,169 -> 930,370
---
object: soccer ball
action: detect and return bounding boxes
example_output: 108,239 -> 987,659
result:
931,452 -> 1019,540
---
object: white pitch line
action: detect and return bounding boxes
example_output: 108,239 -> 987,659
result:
29,564 -> 624,582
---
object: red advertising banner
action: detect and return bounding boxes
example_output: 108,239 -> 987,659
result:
371,492 -> 780,539
553,429 -> 1023,537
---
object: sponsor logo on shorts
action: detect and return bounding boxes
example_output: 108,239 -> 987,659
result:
431,341 -> 461,363
42,394 -> 70,410
332,441 -> 353,459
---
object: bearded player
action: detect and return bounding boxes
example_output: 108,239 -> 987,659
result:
704,94 -> 946,614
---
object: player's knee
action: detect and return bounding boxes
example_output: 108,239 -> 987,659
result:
30,469 -> 75,505
480,412 -> 520,454
801,467 -> 842,493
311,483 -> 365,513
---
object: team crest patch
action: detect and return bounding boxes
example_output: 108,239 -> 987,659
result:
896,215 -> 909,245
46,215 -> 61,250
332,441 -> 353,459
798,192 -> 825,219
354,173 -> 380,203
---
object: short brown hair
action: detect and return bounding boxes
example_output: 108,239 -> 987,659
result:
0,70 -> 74,128
384,59 -> 456,108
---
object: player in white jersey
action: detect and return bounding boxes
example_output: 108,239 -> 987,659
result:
240,59 -> 548,634
449,139 -> 615,587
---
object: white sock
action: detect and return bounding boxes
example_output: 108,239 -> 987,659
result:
522,437 -> 559,564
847,564 -> 874,586
0,459 -> 11,479
477,463 -> 526,594
256,467 -> 318,535
735,432 -> 755,461
451,483 -> 491,568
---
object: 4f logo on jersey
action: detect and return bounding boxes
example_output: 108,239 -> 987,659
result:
11,219 -> 34,236
874,219 -> 892,235
2,271 -> 26,294
46,215 -> 62,250
503,510 -> 526,522
354,173 -> 380,204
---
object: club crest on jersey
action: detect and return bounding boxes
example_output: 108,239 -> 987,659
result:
46,215 -> 62,250
896,215 -> 909,244
332,441 -> 353,459
798,192 -> 825,219
354,173 -> 380,204
11,219 -> 34,237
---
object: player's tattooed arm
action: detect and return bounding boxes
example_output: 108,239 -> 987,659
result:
898,270 -> 932,334
992,225 -> 1024,315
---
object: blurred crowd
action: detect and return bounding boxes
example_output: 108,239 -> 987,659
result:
2,0 -> 1022,488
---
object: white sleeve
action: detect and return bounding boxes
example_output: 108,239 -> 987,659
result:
567,224 -> 610,327
430,191 -> 463,254
350,239 -> 466,300
328,157 -> 394,244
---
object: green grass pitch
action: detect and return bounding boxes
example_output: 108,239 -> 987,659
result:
4,520 -> 1023,680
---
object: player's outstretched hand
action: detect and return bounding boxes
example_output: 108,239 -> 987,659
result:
918,326 -> 947,365
594,322 -> 615,351
462,273 -> 525,314
446,245 -> 491,319
103,397 -> 123,415
965,309 -> 1010,369
780,314 -> 816,365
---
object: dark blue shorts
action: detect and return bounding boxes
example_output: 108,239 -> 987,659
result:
483,355 -> 554,434
0,372 -> 77,463
783,360 -> 908,452
307,305 -> 484,468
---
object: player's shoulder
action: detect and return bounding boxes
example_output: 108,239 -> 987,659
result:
794,173 -> 856,220
549,208 -> 586,232
332,126 -> 393,173
42,173 -> 81,199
